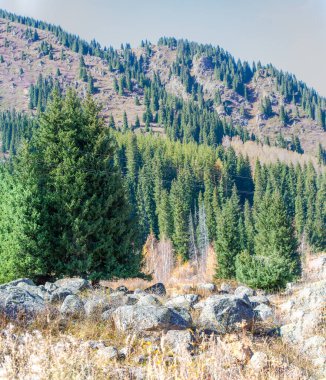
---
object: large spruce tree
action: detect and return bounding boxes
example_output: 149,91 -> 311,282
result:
0,90 -> 139,282
236,190 -> 300,289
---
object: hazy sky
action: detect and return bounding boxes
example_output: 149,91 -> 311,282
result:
1,0 -> 325,95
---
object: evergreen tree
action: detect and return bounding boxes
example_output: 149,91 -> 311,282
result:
0,90 -> 140,282
122,111 -> 128,132
236,191 -> 300,289
215,186 -> 241,279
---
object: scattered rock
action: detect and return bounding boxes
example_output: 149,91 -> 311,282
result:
248,295 -> 270,307
54,278 -> 91,294
49,288 -> 73,303
165,294 -> 199,310
234,286 -> 255,298
254,304 -> 274,321
137,294 -> 162,306
86,340 -> 107,350
116,285 -> 128,293
144,283 -> 166,296
220,283 -> 231,293
162,330 -> 194,353
249,351 -> 268,371
60,295 -> 85,318
198,283 -> 216,293
44,282 -> 58,293
96,346 -> 118,360
84,295 -> 111,318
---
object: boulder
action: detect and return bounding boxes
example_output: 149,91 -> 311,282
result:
0,278 -> 35,290
0,286 -> 46,320
54,278 -> 91,294
198,283 -> 216,293
248,295 -> 270,307
16,282 -> 50,301
249,351 -> 268,371
144,283 -> 166,296
198,295 -> 255,333
112,305 -> 190,333
254,303 -> 273,321
220,283 -> 232,293
137,294 -> 162,306
60,295 -> 85,318
44,282 -> 58,293
49,288 -> 73,303
234,286 -> 255,298
96,346 -> 118,360
165,294 -> 199,310
116,285 -> 128,293
84,296 -> 111,318
162,330 -> 194,353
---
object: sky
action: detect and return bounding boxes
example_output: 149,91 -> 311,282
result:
1,0 -> 325,96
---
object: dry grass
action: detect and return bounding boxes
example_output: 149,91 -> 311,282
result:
0,315 -> 312,380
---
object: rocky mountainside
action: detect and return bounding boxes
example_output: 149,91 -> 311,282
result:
0,13 -> 326,156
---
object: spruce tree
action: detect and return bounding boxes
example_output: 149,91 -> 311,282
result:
236,191 -> 300,289
0,90 -> 139,282
215,186 -> 241,279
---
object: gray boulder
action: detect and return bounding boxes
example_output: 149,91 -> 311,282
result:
249,351 -> 268,371
0,278 -> 35,290
198,295 -> 255,333
137,294 -> 162,306
144,283 -> 166,296
0,286 -> 46,320
60,295 -> 85,318
116,285 -> 128,293
96,346 -> 118,360
234,286 -> 255,298
49,288 -> 73,303
220,283 -> 232,293
54,278 -> 91,294
44,282 -> 58,293
84,295 -> 111,318
165,294 -> 199,310
198,283 -> 216,293
162,330 -> 194,353
254,303 -> 273,321
113,305 -> 190,332
249,295 -> 270,307
16,282 -> 50,301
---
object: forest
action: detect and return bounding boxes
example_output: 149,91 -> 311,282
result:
0,90 -> 324,290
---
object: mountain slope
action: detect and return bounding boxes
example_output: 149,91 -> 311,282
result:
0,10 -> 325,156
